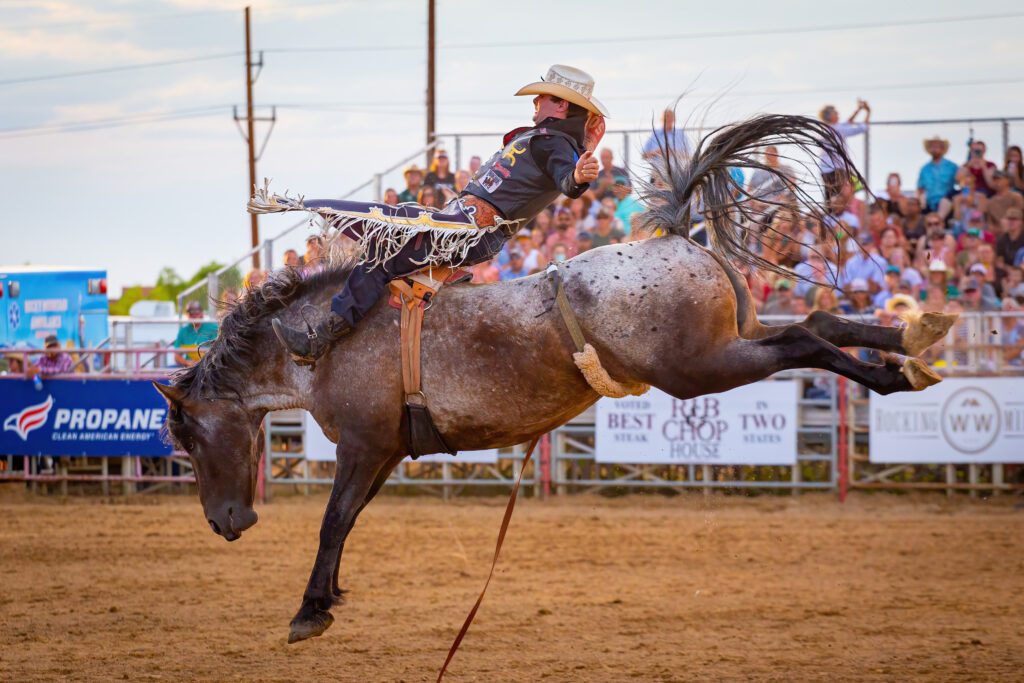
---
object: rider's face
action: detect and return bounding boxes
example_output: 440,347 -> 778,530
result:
533,95 -> 565,124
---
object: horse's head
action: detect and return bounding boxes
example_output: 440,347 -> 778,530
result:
154,382 -> 261,541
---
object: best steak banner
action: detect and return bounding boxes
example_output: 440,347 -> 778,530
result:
0,378 -> 172,457
595,382 -> 798,465
870,377 -> 1024,463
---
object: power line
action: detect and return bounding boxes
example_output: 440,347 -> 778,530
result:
5,10 -> 1021,89
4,8 -> 235,32
4,72 -> 1021,141
0,105 -> 232,139
273,74 -> 1024,109
0,104 -> 427,140
264,11 -> 1024,53
0,52 -> 242,87
5,0 -> 346,31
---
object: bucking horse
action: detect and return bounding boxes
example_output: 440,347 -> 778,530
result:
155,114 -> 955,644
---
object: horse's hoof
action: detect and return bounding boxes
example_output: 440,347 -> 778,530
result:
287,608 -> 335,644
902,311 -> 958,357
902,358 -> 942,391
332,586 -> 349,606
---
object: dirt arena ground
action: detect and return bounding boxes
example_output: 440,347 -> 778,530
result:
1,490 -> 1022,682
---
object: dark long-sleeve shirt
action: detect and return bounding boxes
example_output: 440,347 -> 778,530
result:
531,132 -> 589,199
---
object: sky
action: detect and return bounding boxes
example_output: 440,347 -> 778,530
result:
2,0 -> 1023,297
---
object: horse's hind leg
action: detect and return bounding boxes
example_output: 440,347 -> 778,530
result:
746,309 -> 956,357
331,454 -> 403,602
798,309 -> 956,357
713,251 -> 956,356
705,324 -> 940,397
288,447 -> 396,644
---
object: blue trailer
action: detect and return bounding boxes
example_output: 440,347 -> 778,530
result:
0,266 -> 109,350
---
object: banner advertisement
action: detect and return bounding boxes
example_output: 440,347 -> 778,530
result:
302,412 -> 498,463
595,382 -> 798,465
870,377 -> 1024,463
0,378 -> 172,457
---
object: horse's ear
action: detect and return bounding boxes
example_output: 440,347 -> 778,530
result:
152,381 -> 184,406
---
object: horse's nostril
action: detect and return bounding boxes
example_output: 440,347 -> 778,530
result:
208,519 -> 221,534
227,506 -> 233,517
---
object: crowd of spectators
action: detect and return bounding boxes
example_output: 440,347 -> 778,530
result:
0,334 -> 77,378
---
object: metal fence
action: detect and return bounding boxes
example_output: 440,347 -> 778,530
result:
431,115 -> 1023,199
3,311 -> 1023,499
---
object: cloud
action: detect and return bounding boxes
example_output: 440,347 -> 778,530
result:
149,75 -> 238,103
0,2 -> 180,63
0,27 -> 166,63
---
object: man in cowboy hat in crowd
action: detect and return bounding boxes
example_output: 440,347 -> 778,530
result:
917,135 -> 958,219
398,164 -> 424,203
265,65 -> 607,364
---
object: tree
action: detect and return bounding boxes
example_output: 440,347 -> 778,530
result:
110,262 -> 242,314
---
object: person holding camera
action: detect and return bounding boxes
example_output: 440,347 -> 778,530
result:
818,99 -> 871,214
962,140 -> 998,197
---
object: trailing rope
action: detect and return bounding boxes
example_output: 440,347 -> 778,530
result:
436,436 -> 540,682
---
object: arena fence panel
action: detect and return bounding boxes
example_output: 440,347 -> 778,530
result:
4,313 -> 1024,498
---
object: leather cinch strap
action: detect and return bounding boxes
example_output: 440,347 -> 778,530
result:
436,436 -> 540,682
392,279 -> 424,399
548,262 -> 587,353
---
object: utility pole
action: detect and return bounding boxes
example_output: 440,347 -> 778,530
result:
233,9 -> 277,270
426,0 -> 436,165
243,7 -> 259,269
233,7 -> 276,271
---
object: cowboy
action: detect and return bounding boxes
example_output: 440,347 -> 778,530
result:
398,164 -> 424,203
263,65 -> 608,365
917,135 -> 958,216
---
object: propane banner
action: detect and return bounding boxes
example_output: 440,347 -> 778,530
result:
870,377 -> 1024,463
0,378 -> 172,457
595,382 -> 798,465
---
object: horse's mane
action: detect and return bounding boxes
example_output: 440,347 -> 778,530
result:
173,253 -> 359,399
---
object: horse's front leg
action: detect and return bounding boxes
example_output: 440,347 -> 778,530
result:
330,454 -> 403,602
288,447 -> 388,644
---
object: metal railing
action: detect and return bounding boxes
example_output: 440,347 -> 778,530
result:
4,304 -> 1023,498
170,113 -> 1022,320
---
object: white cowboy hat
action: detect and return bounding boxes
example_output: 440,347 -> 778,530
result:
884,293 -> 918,313
515,64 -> 609,118
923,135 -> 949,155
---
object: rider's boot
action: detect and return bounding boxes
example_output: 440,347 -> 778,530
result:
271,312 -> 352,366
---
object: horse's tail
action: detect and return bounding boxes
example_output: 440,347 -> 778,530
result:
639,113 -> 862,279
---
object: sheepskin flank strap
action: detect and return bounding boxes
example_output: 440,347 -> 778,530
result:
546,264 -> 649,398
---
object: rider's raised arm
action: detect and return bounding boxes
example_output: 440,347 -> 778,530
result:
533,136 -> 590,198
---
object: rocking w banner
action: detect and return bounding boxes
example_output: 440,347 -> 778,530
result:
595,381 -> 798,465
869,377 -> 1024,463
